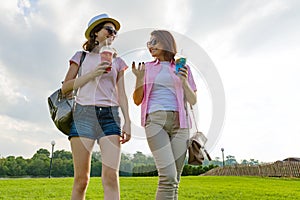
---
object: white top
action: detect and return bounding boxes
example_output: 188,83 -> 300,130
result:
147,61 -> 178,113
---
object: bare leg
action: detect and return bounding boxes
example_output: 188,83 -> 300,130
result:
70,137 -> 95,200
99,135 -> 121,200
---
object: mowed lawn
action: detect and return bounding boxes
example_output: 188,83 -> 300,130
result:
0,176 -> 300,199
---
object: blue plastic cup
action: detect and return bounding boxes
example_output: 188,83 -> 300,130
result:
175,57 -> 186,74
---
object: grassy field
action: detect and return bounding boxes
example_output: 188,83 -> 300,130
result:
0,176 -> 300,199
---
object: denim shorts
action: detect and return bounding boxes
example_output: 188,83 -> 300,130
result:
68,103 -> 121,141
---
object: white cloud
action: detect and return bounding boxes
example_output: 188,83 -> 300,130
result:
208,39 -> 300,162
1,1 -> 18,15
164,0 -> 191,34
0,64 -> 29,104
0,115 -> 42,133
0,114 -> 57,158
199,0 -> 290,57
17,0 -> 37,17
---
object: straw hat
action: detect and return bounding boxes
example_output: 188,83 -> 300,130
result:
85,13 -> 120,39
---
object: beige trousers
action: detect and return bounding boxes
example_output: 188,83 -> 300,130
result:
145,111 -> 189,200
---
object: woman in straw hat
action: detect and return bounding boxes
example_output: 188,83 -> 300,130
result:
62,13 -> 131,200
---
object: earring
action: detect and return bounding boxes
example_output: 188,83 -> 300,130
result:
93,34 -> 99,45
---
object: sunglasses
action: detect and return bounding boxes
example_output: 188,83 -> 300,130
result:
103,26 -> 117,35
147,39 -> 159,46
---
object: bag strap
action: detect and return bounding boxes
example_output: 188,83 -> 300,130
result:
189,104 -> 199,133
78,51 -> 86,77
61,51 -> 86,84
73,51 -> 86,94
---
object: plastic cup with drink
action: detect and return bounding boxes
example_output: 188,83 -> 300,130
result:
175,57 -> 187,74
175,50 -> 187,74
100,46 -> 114,72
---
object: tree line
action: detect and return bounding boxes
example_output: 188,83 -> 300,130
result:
0,148 -> 260,178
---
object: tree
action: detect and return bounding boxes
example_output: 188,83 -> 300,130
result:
225,155 -> 238,165
249,159 -> 259,165
120,153 -> 133,176
132,151 -> 147,165
91,151 -> 101,162
241,159 -> 249,165
15,156 -> 28,176
51,158 -> 74,177
32,148 -> 50,161
54,150 -> 72,160
27,158 -> 49,177
0,158 -> 8,176
121,153 -> 131,161
4,156 -> 18,176
28,149 -> 51,177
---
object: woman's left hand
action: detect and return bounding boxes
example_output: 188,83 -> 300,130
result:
120,122 -> 131,144
177,66 -> 188,82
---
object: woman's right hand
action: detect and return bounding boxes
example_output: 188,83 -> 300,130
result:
132,62 -> 145,79
88,61 -> 111,79
132,61 -> 145,105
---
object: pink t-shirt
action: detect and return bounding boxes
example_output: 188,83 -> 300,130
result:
141,59 -> 197,128
70,51 -> 128,106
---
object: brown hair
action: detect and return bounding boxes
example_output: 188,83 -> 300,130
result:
82,22 -> 106,52
151,30 -> 177,61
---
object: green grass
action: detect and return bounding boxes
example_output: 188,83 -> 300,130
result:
0,176 -> 300,199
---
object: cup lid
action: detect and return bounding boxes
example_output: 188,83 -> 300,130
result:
100,46 -> 114,54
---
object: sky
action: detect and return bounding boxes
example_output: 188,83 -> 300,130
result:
0,0 -> 300,163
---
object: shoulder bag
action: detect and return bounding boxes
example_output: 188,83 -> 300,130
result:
188,104 -> 212,165
47,51 -> 86,135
